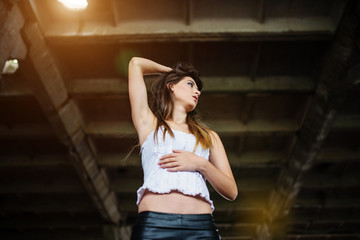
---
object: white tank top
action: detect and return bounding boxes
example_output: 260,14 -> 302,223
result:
136,127 -> 215,212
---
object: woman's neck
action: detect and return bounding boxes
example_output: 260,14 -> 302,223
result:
166,119 -> 189,133
171,106 -> 187,124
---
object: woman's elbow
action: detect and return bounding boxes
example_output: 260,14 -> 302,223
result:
229,188 -> 238,201
129,57 -> 141,67
222,185 -> 238,201
228,183 -> 238,201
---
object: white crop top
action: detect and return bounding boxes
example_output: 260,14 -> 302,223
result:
136,127 -> 215,212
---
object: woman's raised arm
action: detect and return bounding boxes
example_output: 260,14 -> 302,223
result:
128,57 -> 172,143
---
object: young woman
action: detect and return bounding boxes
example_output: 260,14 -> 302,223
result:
128,57 -> 238,239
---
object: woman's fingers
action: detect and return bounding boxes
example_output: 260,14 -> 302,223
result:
159,150 -> 198,171
160,153 -> 176,160
159,160 -> 181,171
172,149 -> 184,153
166,167 -> 180,172
160,150 -> 185,159
159,161 -> 178,168
158,157 -> 175,164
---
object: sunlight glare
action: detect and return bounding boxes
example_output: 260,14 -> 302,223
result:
57,0 -> 88,11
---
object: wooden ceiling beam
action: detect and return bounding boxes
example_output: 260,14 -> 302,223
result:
302,174 -> 360,189
255,1 -> 360,239
295,199 -> 360,209
0,155 -> 70,167
0,213 -> 106,228
1,114 -> 359,139
1,75 -> 315,97
0,183 -> 85,194
84,115 -> 360,136
57,76 -> 317,95
0,198 -> 96,213
86,119 -> 298,137
21,22 -> 121,224
288,210 -> 360,223
0,124 -> 54,138
43,17 -> 336,44
2,145 -> 357,168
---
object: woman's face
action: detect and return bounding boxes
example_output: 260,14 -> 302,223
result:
170,77 -> 201,112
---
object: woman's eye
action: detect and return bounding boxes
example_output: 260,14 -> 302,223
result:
187,82 -> 194,87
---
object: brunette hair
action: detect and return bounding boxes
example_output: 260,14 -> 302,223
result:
150,62 -> 213,150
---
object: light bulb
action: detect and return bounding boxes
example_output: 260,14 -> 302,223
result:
57,0 -> 88,11
2,59 -> 19,74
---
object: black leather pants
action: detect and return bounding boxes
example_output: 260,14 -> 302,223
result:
130,211 -> 221,240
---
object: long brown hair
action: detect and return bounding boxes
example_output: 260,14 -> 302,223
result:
150,62 -> 213,150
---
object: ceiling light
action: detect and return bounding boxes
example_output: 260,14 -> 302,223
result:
2,59 -> 19,74
57,0 -> 88,11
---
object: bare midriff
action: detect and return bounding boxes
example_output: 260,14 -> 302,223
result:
138,190 -> 212,214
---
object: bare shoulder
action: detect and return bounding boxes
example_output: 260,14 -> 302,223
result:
208,130 -> 221,146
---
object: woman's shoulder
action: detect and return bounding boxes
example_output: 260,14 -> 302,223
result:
207,129 -> 222,147
207,129 -> 219,139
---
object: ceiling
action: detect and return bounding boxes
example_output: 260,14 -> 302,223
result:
1,0 -> 360,239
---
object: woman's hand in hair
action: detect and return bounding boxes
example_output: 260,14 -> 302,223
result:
128,57 -> 172,145
158,150 -> 207,172
129,57 -> 172,75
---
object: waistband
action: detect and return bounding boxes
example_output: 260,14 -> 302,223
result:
135,211 -> 216,229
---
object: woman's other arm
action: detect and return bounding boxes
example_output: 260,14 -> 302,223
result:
202,131 -> 238,200
128,57 -> 171,144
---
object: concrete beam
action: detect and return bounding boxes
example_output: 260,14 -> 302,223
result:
1,146 -> 357,168
1,75 -> 315,97
85,119 -> 298,137
0,3 -> 26,77
1,113 -> 359,139
255,1 -> 360,239
44,17 -> 336,44
21,22 -> 121,224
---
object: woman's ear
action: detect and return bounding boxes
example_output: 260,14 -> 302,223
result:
167,83 -> 175,92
